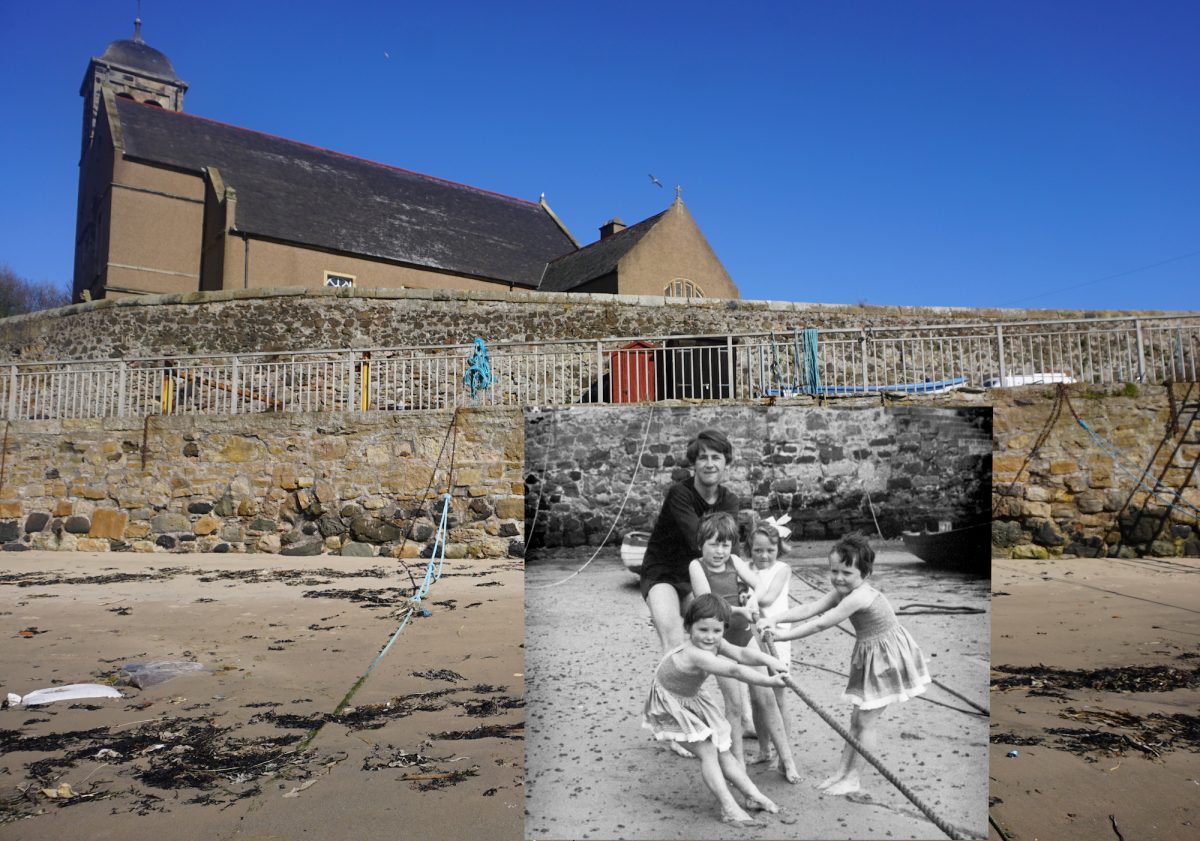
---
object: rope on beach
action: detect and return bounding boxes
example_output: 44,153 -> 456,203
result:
298,409 -> 462,750
528,405 -> 656,590
758,630 -> 979,841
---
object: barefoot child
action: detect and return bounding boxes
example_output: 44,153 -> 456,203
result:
758,533 -> 932,796
643,593 -> 787,826
731,521 -> 800,782
688,512 -> 780,765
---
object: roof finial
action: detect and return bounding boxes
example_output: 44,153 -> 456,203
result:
675,185 -> 682,201
133,1 -> 143,43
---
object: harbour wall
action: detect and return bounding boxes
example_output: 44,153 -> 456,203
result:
0,409 -> 524,559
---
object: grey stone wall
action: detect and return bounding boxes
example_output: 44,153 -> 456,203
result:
992,384 -> 1200,558
524,405 -> 991,549
0,286 -> 1174,362
0,408 -> 524,558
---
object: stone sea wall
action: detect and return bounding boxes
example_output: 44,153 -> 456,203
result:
0,409 -> 524,558
0,286 -> 1166,362
992,384 -> 1200,558
525,405 -> 992,549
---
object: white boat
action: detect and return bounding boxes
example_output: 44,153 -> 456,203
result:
983,372 -> 1076,387
621,531 -> 650,576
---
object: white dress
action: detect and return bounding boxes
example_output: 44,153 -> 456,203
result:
754,561 -> 792,666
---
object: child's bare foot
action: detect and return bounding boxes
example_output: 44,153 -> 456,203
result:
721,808 -> 765,827
747,750 -> 773,765
668,741 -> 695,758
815,773 -> 842,791
823,776 -> 862,796
781,761 -> 801,784
745,794 -> 779,814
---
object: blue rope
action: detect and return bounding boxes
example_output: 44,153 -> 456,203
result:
463,337 -> 493,399
801,328 -> 821,395
1076,418 -> 1200,520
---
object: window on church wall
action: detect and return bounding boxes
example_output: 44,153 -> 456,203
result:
324,272 -> 355,289
664,278 -> 704,300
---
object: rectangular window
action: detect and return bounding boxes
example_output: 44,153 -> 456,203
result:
324,271 -> 355,288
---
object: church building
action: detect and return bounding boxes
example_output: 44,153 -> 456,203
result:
73,21 -> 739,303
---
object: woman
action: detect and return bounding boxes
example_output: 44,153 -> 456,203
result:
640,428 -> 740,653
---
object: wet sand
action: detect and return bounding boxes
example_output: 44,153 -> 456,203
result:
0,552 -> 523,840
525,541 -> 990,840
988,556 -> 1200,841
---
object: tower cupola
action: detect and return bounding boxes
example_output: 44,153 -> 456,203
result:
79,15 -> 187,159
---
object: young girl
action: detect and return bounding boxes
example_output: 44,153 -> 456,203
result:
687,512 -> 759,764
642,593 -> 787,826
731,521 -> 799,781
758,533 -> 932,796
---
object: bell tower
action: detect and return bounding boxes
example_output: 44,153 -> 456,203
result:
79,14 -> 187,160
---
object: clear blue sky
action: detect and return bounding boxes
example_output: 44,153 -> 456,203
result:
1,1 -> 1197,311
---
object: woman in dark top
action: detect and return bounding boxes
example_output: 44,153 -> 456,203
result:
640,429 -> 740,653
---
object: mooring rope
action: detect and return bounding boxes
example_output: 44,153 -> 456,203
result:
756,629 -> 977,841
299,408 -> 462,749
528,405 -> 656,590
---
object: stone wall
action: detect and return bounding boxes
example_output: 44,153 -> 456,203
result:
0,286 -> 1174,363
992,384 -> 1200,558
0,408 -> 524,558
525,405 -> 991,549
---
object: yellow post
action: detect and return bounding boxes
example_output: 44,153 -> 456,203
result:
161,364 -> 175,415
360,352 -> 371,411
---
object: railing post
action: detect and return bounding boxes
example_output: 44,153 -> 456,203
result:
860,330 -> 868,390
595,340 -> 604,404
230,357 -> 240,415
117,361 -> 127,418
7,364 -> 16,420
725,334 -> 733,400
359,351 -> 371,411
996,325 -> 1006,385
1134,318 -> 1146,383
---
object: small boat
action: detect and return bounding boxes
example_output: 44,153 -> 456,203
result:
766,377 -> 967,398
983,372 -> 1075,388
621,531 -> 650,576
901,522 -> 991,575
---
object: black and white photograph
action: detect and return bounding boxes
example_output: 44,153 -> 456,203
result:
523,405 -> 991,840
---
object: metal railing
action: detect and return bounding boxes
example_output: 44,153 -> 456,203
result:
2,314 -> 1197,420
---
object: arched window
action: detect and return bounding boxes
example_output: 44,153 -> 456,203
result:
664,278 -> 704,300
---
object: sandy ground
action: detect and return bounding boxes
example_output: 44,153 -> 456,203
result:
525,541 -> 991,841
988,556 -> 1200,841
0,551 -> 523,840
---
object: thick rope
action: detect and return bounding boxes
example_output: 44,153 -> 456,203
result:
463,337 -> 493,401
299,409 -> 462,750
528,405 -> 656,590
758,630 -> 977,841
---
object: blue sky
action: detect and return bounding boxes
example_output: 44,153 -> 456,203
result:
1,1 -> 1197,310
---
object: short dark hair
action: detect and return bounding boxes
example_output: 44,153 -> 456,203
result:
686,429 -> 733,465
684,593 -> 731,629
697,511 -> 738,545
831,533 -> 875,577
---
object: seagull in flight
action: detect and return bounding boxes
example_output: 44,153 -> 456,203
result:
648,174 -> 663,188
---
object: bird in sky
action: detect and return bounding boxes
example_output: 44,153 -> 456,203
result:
648,174 -> 663,188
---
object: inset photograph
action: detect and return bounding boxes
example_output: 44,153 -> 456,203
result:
523,405 -> 991,840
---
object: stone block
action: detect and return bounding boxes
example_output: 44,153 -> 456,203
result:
193,515 -> 221,536
340,541 -> 375,557
1076,491 -> 1106,514
257,533 -> 282,553
350,516 -> 400,544
125,522 -> 151,539
53,500 -> 73,517
76,538 -> 111,552
221,437 -> 266,464
24,512 -> 50,533
65,515 -> 91,534
131,540 -> 158,553
495,497 -> 524,519
1011,543 -> 1050,559
151,513 -> 190,534
89,509 -> 129,540
281,538 -> 324,556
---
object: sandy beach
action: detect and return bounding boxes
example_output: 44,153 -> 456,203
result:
525,541 -> 991,841
0,551 -> 523,840
988,556 -> 1200,841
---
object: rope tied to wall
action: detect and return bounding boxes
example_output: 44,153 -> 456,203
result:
463,337 -> 493,401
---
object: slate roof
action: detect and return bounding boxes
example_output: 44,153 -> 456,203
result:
98,39 -> 180,81
114,98 -> 577,287
538,211 -> 667,293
